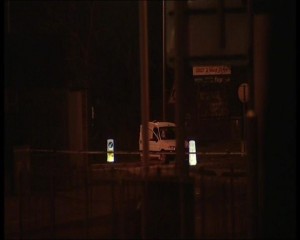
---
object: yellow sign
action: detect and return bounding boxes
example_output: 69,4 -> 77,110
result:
107,139 -> 114,162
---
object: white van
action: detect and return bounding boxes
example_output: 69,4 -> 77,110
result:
139,121 -> 176,162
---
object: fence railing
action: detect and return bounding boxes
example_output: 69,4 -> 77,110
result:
6,148 -> 248,239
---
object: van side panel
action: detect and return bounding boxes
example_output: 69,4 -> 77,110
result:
139,122 -> 176,161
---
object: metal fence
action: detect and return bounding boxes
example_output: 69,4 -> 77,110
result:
6,148 -> 248,239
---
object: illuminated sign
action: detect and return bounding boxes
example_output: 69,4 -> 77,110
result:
193,66 -> 231,76
107,139 -> 114,162
189,140 -> 197,166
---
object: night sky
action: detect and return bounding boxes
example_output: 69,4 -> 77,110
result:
5,1 -> 166,150
6,1 -> 163,97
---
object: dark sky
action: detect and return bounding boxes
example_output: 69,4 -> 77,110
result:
5,1 -> 166,151
6,1 -> 164,119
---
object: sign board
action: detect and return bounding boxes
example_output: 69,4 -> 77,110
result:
107,139 -> 114,162
194,76 -> 230,84
193,65 -> 231,76
238,83 -> 249,103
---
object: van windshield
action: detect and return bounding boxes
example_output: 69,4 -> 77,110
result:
159,127 -> 176,140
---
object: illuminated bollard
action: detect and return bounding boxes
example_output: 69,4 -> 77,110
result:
189,140 -> 197,166
107,139 -> 114,163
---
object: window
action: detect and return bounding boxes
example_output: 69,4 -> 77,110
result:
159,127 -> 176,140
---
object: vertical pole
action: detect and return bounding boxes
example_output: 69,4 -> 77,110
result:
247,0 -> 265,239
221,179 -> 228,237
242,86 -> 247,155
7,0 -> 10,33
246,0 -> 257,239
174,2 -> 188,238
217,0 -> 226,48
247,0 -> 254,109
246,110 -> 259,239
110,168 -> 116,238
120,179 -> 125,238
162,0 -> 166,121
253,13 -> 270,238
139,1 -> 149,238
139,0 -> 149,180
84,153 -> 89,239
174,0 -> 187,176
51,153 -> 56,239
19,170 -> 23,239
230,165 -> 235,238
200,171 -> 205,238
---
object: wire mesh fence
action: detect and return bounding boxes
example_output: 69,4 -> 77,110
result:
5,148 -> 248,239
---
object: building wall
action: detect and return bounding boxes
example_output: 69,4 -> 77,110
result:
165,0 -> 249,142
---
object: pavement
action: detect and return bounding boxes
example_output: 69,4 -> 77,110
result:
5,139 -> 244,239
4,183 -> 140,239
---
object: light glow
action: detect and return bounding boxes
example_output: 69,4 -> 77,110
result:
189,140 -> 197,166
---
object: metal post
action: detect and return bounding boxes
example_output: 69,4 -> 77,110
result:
110,168 -> 117,238
139,1 -> 149,238
200,171 -> 206,238
120,178 -> 125,238
253,13 -> 270,238
7,0 -> 10,33
174,2 -> 188,238
247,0 -> 254,110
242,86 -> 247,155
174,0 -> 187,176
84,154 -> 90,239
246,110 -> 259,239
162,0 -> 166,121
51,153 -> 56,239
230,165 -> 235,238
221,179 -> 228,237
246,0 -> 261,239
19,170 -> 23,239
217,0 -> 226,48
139,0 -> 149,178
